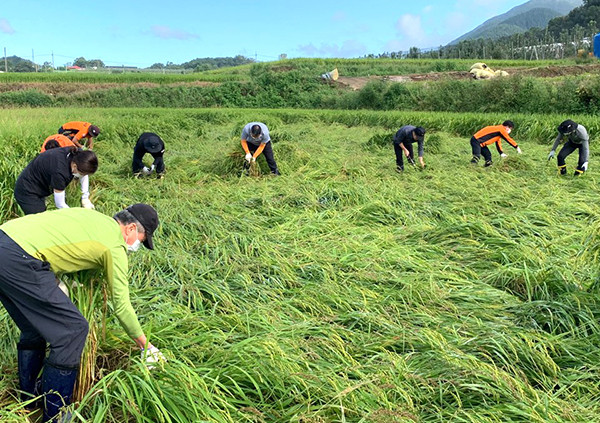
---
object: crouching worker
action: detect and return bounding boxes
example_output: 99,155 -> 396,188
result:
58,121 -> 100,150
14,146 -> 98,215
470,120 -> 521,167
393,125 -> 426,172
0,204 -> 166,421
548,119 -> 589,176
241,122 -> 280,175
41,134 -> 77,153
132,133 -> 165,179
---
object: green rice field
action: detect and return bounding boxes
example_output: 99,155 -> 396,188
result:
1,107 -> 600,422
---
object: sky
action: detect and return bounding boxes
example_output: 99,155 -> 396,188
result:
0,0 -> 529,68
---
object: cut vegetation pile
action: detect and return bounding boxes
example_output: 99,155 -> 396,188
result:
0,108 -> 600,422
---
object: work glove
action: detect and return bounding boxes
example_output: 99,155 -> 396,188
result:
142,166 -> 152,175
81,198 -> 95,209
516,146 -> 522,154
141,345 -> 166,370
547,150 -> 555,160
245,153 -> 252,162
500,153 -> 508,158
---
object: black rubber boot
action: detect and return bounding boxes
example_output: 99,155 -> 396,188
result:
470,156 -> 479,164
484,160 -> 493,167
558,165 -> 567,175
42,362 -> 78,422
18,346 -> 45,408
271,168 -> 280,176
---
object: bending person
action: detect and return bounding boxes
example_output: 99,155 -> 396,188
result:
58,121 -> 100,149
548,119 -> 589,176
393,125 -> 426,172
14,146 -> 98,215
241,122 -> 280,175
0,204 -> 165,421
132,132 -> 166,179
470,120 -> 521,167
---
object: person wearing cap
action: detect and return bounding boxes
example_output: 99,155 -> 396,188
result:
393,125 -> 426,172
132,132 -> 166,179
0,204 -> 165,421
58,121 -> 100,149
14,146 -> 98,214
547,119 -> 589,176
470,120 -> 522,167
241,122 -> 280,175
41,134 -> 77,153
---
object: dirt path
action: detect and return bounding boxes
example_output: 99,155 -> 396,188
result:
336,64 -> 600,90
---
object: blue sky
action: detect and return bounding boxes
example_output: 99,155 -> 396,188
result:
0,0 -> 528,68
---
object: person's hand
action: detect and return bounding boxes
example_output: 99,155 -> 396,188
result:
419,157 -> 425,168
245,153 -> 252,162
141,346 -> 166,370
516,146 -> 522,154
547,150 -> 555,160
500,153 -> 508,158
251,156 -> 256,163
81,198 -> 95,209
403,150 -> 410,157
142,166 -> 152,175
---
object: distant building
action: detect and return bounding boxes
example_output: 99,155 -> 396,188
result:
66,65 -> 84,70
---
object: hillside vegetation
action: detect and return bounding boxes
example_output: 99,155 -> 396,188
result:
1,108 -> 600,422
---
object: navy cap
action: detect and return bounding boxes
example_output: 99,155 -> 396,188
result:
126,203 -> 159,250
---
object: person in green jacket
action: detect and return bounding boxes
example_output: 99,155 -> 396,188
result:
0,204 -> 165,421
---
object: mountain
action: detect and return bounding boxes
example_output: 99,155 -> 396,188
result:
449,0 -> 582,44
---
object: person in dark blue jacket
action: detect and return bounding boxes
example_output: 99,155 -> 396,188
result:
393,125 -> 426,172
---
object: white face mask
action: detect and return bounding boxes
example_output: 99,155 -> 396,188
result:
127,239 -> 142,252
506,128 -> 512,134
73,172 -> 83,179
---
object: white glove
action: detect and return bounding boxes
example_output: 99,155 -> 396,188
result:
81,198 -> 95,209
58,280 -> 69,296
150,164 -> 156,172
500,153 -> 508,158
142,166 -> 152,175
141,345 -> 166,370
251,156 -> 256,163
516,146 -> 522,154
245,153 -> 252,162
548,150 -> 555,160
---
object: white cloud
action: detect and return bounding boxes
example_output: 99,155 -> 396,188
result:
0,19 -> 15,34
297,40 -> 368,58
150,25 -> 199,40
395,14 -> 426,43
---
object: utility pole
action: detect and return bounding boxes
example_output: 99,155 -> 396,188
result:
51,51 -> 54,68
32,48 -> 38,72
4,47 -> 7,72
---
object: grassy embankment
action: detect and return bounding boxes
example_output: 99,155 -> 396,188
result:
1,59 -> 599,115
1,108 -> 600,422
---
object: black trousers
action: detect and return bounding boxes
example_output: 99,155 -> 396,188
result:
470,137 -> 492,163
245,142 -> 279,174
132,149 -> 165,174
0,231 -> 88,367
14,182 -> 47,215
394,143 -> 414,170
558,141 -> 586,171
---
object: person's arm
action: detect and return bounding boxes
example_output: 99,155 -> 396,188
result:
417,140 -> 425,167
87,137 -> 94,150
241,139 -> 250,154
252,143 -> 266,159
496,140 -> 504,155
550,133 -> 562,154
399,143 -> 410,157
104,247 -> 146,344
53,189 -> 69,208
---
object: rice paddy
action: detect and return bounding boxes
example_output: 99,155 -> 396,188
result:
1,107 -> 600,422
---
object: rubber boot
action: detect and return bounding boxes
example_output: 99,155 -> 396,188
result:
271,168 -> 280,176
42,362 -> 78,422
558,165 -> 567,175
484,160 -> 493,167
18,346 -> 45,408
470,156 -> 479,164
574,169 -> 584,176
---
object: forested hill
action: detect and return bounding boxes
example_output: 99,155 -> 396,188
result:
450,0 -> 582,44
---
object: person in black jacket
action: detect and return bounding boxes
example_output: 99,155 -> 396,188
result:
132,133 -> 165,179
393,125 -> 426,172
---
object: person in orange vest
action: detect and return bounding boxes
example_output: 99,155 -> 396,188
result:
470,120 -> 522,167
58,121 -> 100,149
40,134 -> 77,153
